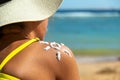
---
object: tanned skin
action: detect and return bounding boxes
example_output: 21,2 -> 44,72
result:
0,19 -> 80,80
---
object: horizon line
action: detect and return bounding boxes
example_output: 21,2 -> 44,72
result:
57,9 -> 120,13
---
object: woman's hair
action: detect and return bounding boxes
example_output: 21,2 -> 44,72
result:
0,23 -> 24,38
0,0 -> 11,5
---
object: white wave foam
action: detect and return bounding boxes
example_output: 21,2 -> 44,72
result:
54,12 -> 120,17
76,56 -> 119,63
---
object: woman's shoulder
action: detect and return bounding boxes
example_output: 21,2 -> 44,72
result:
2,40 -> 79,80
32,41 -> 80,79
31,41 -> 75,61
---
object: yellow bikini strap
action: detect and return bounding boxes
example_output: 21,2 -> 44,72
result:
0,38 -> 40,70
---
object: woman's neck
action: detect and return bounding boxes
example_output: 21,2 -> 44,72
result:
0,33 -> 26,51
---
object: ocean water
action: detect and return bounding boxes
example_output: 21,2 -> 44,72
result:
45,12 -> 120,50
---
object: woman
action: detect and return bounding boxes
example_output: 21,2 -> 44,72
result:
0,0 -> 80,80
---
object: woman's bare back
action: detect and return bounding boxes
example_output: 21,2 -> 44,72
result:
0,40 -> 80,80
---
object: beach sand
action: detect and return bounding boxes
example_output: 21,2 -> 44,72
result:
78,61 -> 120,80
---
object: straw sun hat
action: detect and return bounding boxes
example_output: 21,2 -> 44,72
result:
0,0 -> 63,27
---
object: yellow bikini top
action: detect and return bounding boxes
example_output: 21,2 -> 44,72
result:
0,38 -> 40,80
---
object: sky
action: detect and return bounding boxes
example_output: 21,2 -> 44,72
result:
60,0 -> 120,9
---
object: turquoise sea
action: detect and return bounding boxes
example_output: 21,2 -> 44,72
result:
45,12 -> 120,51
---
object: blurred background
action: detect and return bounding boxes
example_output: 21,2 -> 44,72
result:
45,0 -> 120,80
46,0 -> 120,57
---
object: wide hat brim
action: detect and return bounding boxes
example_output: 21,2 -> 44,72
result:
0,0 -> 63,27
